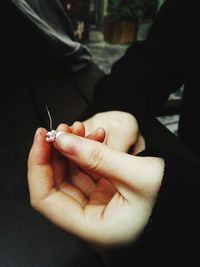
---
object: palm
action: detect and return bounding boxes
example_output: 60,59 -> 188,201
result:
52,148 -> 118,210
49,149 -> 151,246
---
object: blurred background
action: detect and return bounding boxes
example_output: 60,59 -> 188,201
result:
60,0 -> 181,134
61,0 -> 163,45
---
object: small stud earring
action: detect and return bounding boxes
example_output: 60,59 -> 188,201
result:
46,130 -> 57,142
45,104 -> 57,143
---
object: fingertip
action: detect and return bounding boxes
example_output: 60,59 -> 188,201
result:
55,132 -> 81,155
56,123 -> 71,133
96,127 -> 106,137
34,127 -> 47,137
86,127 -> 106,142
30,128 -> 52,165
70,121 -> 85,137
33,128 -> 48,144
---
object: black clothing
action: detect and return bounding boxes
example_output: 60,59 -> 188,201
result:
87,0 -> 200,265
2,0 -> 92,82
0,1 -> 103,266
92,0 -> 199,155
1,0 -> 200,266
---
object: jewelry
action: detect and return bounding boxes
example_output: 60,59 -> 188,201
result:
45,104 -> 57,142
46,129 -> 57,142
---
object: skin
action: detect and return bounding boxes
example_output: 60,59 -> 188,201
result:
28,119 -> 164,248
83,111 -> 146,154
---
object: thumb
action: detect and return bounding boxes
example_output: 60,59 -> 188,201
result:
55,132 -> 164,199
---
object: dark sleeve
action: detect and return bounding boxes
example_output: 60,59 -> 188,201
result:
98,126 -> 200,265
84,0 -> 185,136
138,149 -> 200,250
2,0 -> 92,81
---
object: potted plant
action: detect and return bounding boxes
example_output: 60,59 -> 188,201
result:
137,0 -> 159,40
104,0 -> 159,44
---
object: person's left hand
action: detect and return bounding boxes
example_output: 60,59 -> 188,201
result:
28,123 -> 164,247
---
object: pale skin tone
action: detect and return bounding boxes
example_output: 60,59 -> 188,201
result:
28,111 -> 165,247
83,111 -> 146,154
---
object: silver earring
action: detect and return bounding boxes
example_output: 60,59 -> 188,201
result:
45,104 -> 57,142
46,129 -> 57,142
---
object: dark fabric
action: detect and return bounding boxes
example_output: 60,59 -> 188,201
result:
0,1 -> 104,265
1,0 -> 200,266
90,0 -> 199,155
98,120 -> 200,266
0,68 -> 105,267
0,72 -> 105,267
1,0 -> 92,82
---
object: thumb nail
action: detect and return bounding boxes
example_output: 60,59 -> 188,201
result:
55,132 -> 81,155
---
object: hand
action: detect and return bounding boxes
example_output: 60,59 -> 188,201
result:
28,124 -> 164,247
83,111 -> 145,154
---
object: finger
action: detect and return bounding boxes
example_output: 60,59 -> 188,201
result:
70,121 -> 85,137
67,167 -> 96,198
63,124 -> 106,184
86,127 -> 106,143
56,123 -> 72,133
55,132 -> 164,200
89,178 -> 117,205
70,122 -> 106,143
33,187 -> 86,238
55,123 -> 94,202
132,134 -> 146,155
57,180 -> 88,207
58,121 -> 106,143
52,124 -> 70,185
80,126 -> 106,185
56,123 -> 99,197
28,128 -> 86,234
51,152 -> 89,206
28,128 -> 55,201
48,124 -> 71,187
56,123 -> 105,188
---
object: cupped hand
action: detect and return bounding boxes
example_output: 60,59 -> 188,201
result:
28,123 -> 164,247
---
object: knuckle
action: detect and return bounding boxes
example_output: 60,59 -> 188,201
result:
30,195 -> 46,212
30,197 -> 40,210
86,147 -> 104,171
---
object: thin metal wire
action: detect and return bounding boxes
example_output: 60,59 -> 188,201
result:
45,104 -> 53,131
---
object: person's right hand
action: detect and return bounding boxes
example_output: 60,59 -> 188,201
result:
28,125 -> 165,248
83,111 -> 145,154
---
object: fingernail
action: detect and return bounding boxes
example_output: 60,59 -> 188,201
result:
55,132 -> 81,155
56,131 -> 65,139
56,123 -> 71,133
70,121 -> 79,131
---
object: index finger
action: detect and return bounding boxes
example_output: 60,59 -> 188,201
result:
28,128 -> 55,201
